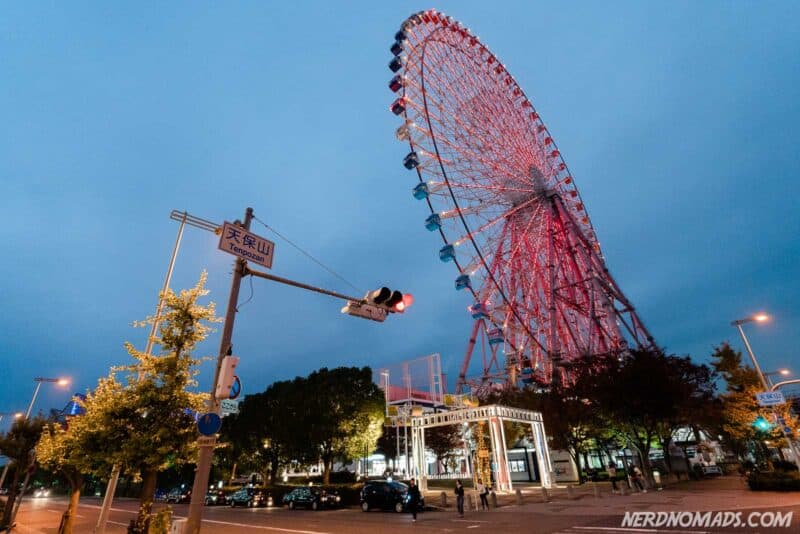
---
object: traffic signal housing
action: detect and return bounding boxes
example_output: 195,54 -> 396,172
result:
366,287 -> 413,313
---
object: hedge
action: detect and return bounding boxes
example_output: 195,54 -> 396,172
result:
748,471 -> 800,491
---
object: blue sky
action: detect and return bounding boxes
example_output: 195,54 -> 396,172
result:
1,1 -> 799,427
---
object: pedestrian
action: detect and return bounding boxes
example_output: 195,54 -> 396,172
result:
632,465 -> 646,493
607,462 -> 619,494
476,478 -> 489,510
408,478 -> 422,522
454,479 -> 465,517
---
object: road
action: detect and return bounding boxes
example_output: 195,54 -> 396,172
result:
11,478 -> 800,533
13,496 -> 606,534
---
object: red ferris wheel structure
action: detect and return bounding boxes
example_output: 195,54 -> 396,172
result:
388,9 -> 655,394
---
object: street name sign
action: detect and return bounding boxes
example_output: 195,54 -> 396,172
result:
756,391 -> 786,407
220,399 -> 240,417
218,221 -> 275,269
197,436 -> 216,447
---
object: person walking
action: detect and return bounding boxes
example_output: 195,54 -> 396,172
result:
476,478 -> 489,510
632,465 -> 647,493
454,480 -> 465,517
408,478 -> 422,522
607,462 -> 619,494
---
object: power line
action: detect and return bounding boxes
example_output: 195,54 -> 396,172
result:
252,215 -> 363,295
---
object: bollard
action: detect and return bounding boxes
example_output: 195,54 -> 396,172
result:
566,485 -> 575,499
541,486 -> 550,503
593,482 -> 601,499
440,491 -> 447,508
490,490 -> 498,508
516,488 -> 523,505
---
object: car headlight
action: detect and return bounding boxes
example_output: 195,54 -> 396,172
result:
335,495 -> 341,502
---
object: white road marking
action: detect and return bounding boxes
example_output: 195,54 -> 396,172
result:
451,519 -> 489,523
108,520 -> 129,527
467,526 -> 480,529
200,519 -> 331,534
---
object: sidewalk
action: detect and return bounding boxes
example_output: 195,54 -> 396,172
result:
425,477 -> 800,516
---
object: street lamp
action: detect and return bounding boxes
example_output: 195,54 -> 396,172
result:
764,369 -> 791,388
26,377 -> 71,419
730,313 -> 770,390
0,412 -> 23,425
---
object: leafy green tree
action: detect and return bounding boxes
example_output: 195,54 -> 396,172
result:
425,424 -> 463,474
303,367 -> 385,484
0,416 -> 46,528
121,274 -> 217,529
595,349 -> 714,486
711,342 -> 797,465
221,379 -> 308,485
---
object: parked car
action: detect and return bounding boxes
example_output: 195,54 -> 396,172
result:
166,487 -> 192,504
228,487 -> 266,508
154,489 -> 169,502
360,480 -> 424,513
282,487 -> 341,510
204,489 -> 227,506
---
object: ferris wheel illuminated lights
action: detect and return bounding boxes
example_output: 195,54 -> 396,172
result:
387,9 -> 655,390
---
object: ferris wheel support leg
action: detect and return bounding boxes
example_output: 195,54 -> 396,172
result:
458,320 -> 482,393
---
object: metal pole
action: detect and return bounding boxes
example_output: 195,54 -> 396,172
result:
95,213 -> 188,534
185,208 -> 253,534
24,381 -> 43,419
734,323 -> 769,390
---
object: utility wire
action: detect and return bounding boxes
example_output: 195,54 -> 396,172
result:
252,215 -> 363,295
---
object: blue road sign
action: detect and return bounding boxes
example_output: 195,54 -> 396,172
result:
197,412 -> 222,436
229,376 -> 241,400
784,426 -> 793,435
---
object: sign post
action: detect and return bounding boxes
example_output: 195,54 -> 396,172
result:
185,208 -> 254,533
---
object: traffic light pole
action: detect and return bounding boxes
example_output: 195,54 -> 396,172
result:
184,207 -> 253,534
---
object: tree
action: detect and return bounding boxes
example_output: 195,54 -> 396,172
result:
39,274 -> 216,532
303,367 -> 385,484
376,426 -> 402,473
595,349 -> 715,486
221,378 -> 309,485
710,342 -> 797,465
499,355 -> 610,484
0,416 -> 45,528
122,274 -> 217,530
36,422 -> 86,534
425,425 -> 463,474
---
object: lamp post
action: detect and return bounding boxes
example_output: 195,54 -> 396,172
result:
764,369 -> 791,389
26,377 -> 70,419
730,313 -> 770,390
0,412 -> 23,426
731,313 -> 799,468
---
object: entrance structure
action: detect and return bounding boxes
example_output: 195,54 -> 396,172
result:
410,404 -> 552,492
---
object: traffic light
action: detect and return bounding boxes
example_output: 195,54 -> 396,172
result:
215,355 -> 240,400
366,287 -> 413,313
753,415 -> 772,432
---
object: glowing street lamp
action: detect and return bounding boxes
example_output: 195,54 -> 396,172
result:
26,377 -> 71,419
730,314 -> 770,390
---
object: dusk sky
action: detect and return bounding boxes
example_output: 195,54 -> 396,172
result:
2,1 -> 798,429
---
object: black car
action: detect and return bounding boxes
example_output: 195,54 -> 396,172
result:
282,487 -> 341,510
204,489 -> 227,506
228,487 -> 266,508
166,487 -> 192,504
360,480 -> 424,513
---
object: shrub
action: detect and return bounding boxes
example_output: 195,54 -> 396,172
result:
772,460 -> 799,472
748,471 -> 800,491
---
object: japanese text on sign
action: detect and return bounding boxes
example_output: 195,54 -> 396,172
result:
756,391 -> 786,407
218,221 -> 275,269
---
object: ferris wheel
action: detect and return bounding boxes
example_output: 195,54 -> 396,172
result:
387,9 -> 655,393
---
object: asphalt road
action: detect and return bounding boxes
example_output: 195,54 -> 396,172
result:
11,483 -> 800,534
13,496 -> 607,534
